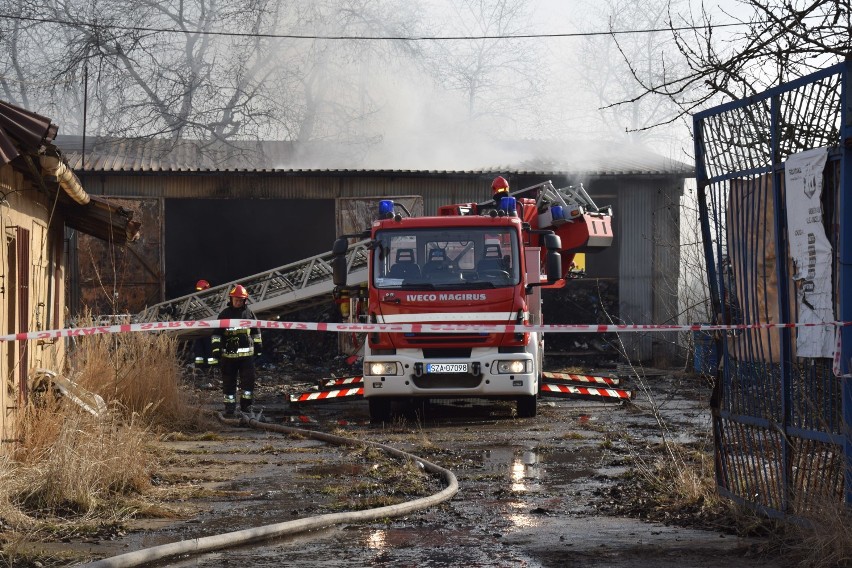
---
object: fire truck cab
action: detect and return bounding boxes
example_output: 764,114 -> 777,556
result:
332,180 -> 612,423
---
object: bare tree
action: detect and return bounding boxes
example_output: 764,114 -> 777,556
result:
278,1 -> 423,145
0,0 -> 554,163
570,0 -> 691,154
44,0 -> 284,142
0,0 -> 423,149
0,0 -> 65,109
616,0 -> 852,130
419,0 -> 547,136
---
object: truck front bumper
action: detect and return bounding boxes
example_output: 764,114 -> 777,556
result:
363,348 -> 538,398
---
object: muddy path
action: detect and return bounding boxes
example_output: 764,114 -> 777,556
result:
60,368 -> 789,567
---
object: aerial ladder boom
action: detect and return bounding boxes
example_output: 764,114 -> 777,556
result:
133,241 -> 370,325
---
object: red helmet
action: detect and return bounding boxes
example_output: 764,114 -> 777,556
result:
229,284 -> 249,299
195,279 -> 211,291
491,176 -> 509,194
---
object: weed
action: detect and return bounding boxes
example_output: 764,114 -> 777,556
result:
0,324 -> 203,566
12,406 -> 153,517
68,327 -> 201,431
733,496 -> 852,568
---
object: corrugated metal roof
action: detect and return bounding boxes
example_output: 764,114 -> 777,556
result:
55,135 -> 694,177
0,100 -> 58,166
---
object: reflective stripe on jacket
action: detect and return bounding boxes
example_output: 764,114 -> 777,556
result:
212,305 -> 262,359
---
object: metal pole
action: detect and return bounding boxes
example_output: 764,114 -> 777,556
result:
839,60 -> 852,506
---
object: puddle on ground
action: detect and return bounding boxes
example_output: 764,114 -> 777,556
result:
471,444 -> 599,490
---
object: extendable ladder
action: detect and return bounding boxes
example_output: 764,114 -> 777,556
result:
133,240 -> 370,324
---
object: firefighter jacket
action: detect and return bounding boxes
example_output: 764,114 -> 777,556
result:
211,305 -> 262,360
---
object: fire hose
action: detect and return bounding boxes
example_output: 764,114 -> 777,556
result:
79,412 -> 459,568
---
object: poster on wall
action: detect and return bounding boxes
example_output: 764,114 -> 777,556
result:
784,147 -> 835,359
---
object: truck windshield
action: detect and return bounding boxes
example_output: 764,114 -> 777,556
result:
372,227 -> 520,289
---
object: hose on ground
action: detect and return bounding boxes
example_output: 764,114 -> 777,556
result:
80,411 -> 459,568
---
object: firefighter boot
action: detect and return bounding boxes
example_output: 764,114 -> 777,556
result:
223,394 -> 237,417
240,390 -> 253,414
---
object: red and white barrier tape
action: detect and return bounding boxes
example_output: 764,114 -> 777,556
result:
1,319 -> 850,343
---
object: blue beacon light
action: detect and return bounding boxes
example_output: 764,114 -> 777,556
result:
499,196 -> 517,216
379,200 -> 395,218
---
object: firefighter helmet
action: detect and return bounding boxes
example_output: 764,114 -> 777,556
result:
229,284 -> 249,299
491,176 -> 510,194
195,279 -> 211,291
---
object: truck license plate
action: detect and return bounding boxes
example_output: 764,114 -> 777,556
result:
426,363 -> 468,374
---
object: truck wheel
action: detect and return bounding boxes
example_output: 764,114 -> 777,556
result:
369,397 -> 392,423
516,395 -> 537,418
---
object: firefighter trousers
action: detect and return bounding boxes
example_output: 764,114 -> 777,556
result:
221,357 -> 256,410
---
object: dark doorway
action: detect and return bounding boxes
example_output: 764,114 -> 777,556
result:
164,199 -> 335,298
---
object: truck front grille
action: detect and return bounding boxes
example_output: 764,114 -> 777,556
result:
412,373 -> 483,389
404,333 -> 491,346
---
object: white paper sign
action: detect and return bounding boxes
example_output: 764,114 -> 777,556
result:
785,147 -> 834,358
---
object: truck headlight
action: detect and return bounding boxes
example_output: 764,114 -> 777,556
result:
365,361 -> 399,376
495,360 -> 531,374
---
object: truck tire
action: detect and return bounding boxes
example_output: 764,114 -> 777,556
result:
516,395 -> 537,418
369,397 -> 392,423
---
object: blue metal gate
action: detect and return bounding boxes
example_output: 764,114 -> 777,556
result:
693,61 -> 852,517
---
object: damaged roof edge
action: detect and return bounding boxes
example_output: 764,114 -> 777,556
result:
40,145 -> 141,244
0,97 -> 142,245
41,146 -> 142,244
60,194 -> 142,243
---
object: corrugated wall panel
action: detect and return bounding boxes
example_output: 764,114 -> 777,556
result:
652,183 -> 682,365
619,183 -> 654,361
336,178 -> 488,215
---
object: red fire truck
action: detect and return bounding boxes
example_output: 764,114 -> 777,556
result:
332,179 -> 613,422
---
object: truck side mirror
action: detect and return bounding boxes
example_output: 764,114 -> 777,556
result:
332,238 -> 349,287
546,250 -> 562,283
332,238 -> 349,255
542,233 -> 561,250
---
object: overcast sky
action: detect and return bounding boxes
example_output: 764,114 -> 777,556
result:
349,0 -> 754,170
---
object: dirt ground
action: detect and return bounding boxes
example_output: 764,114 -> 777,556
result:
31,360 -> 793,568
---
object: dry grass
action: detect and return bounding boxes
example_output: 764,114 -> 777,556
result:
619,374 -> 852,567
631,440 -> 720,508
12,403 -> 152,517
779,499 -> 852,567
0,327 -> 208,564
68,329 -> 203,431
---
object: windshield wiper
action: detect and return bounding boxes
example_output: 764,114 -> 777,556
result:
434,281 -> 496,289
393,282 -> 435,290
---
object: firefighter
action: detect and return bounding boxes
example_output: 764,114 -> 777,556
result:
192,279 -> 217,370
491,175 -> 510,208
211,284 -> 262,416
